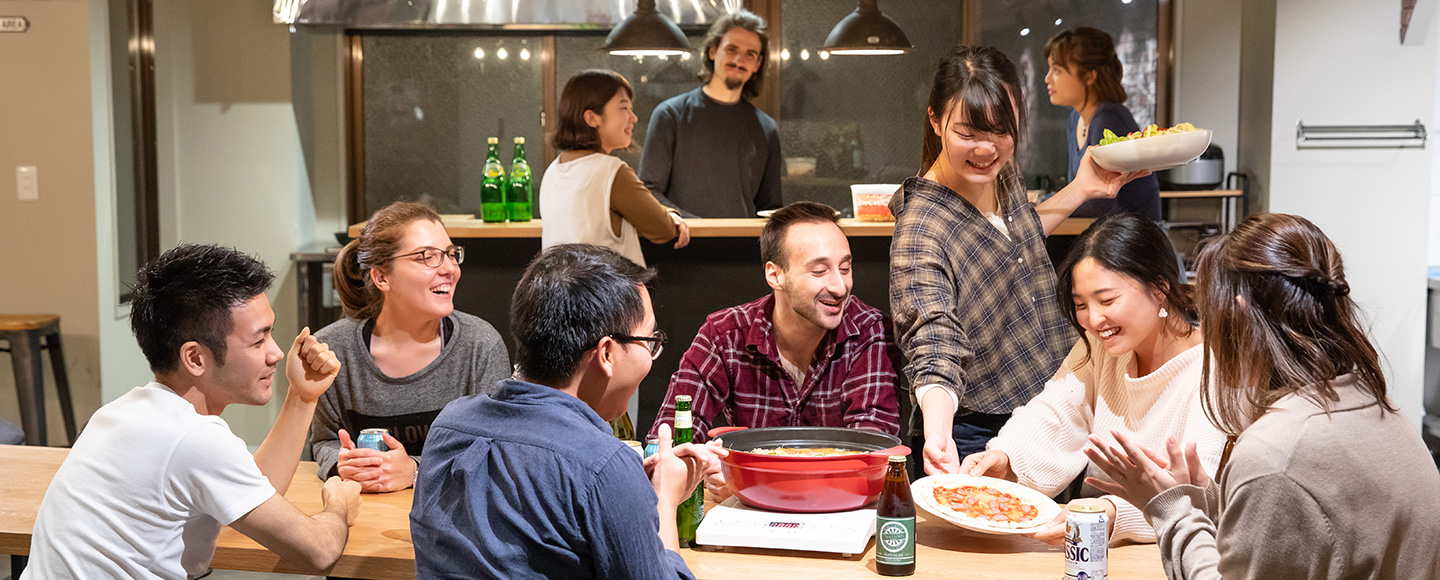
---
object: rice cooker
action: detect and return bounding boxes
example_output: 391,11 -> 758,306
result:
1159,145 -> 1224,190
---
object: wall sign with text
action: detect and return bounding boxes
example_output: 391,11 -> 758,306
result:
0,16 -> 30,33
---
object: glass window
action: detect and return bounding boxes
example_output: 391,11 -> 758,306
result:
777,0 -> 966,215
362,35 -> 546,215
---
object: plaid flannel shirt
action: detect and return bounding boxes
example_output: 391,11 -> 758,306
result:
888,166 -> 1074,414
647,295 -> 900,442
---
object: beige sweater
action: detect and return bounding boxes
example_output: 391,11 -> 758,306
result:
987,337 -> 1226,544
1143,374 -> 1440,579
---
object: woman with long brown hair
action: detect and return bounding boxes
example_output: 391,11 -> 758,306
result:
310,201 -> 510,493
889,45 -> 1147,475
1086,213 -> 1440,577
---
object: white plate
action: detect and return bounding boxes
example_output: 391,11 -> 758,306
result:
757,209 -> 776,218
911,474 -> 1061,535
1089,129 -> 1212,173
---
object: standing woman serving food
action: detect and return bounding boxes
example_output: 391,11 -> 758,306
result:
541,69 -> 690,267
1044,27 -> 1161,220
311,201 -> 511,492
889,45 -> 1147,475
1088,213 -> 1440,578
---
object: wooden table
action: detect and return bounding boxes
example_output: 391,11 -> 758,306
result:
0,445 -> 414,578
2,444 -> 1166,579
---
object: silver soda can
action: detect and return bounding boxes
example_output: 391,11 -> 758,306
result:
357,428 -> 390,452
1065,504 -> 1108,580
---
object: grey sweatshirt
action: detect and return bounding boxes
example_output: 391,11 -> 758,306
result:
1143,374 -> 1440,579
309,311 -> 511,479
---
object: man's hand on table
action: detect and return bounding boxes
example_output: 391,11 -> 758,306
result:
670,212 -> 691,249
322,476 -> 363,526
337,429 -> 417,493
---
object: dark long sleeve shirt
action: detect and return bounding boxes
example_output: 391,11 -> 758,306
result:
411,379 -> 696,580
639,87 -> 783,218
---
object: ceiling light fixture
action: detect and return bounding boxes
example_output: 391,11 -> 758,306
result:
604,0 -> 690,57
821,0 -> 912,56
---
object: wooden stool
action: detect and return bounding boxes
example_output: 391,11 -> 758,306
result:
0,315 -> 77,446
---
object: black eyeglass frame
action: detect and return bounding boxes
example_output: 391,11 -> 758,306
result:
606,329 -> 667,360
384,246 -> 465,268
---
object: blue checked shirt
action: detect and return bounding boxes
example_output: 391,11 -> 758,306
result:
888,165 -> 1074,414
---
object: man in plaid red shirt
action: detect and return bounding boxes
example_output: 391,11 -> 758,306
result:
647,202 -> 901,449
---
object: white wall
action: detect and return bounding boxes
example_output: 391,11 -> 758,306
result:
1269,0 -> 1437,424
151,0 -> 329,443
1172,0 -> 1241,176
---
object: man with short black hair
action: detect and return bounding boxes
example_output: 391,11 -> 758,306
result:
648,201 -> 900,445
411,244 -> 724,579
639,9 -> 783,218
23,244 -> 361,579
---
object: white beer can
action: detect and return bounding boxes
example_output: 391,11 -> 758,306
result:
1064,503 -> 1108,580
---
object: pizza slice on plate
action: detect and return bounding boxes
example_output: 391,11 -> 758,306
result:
931,484 -> 1043,529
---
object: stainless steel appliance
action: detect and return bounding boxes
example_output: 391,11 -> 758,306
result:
1159,145 -> 1224,190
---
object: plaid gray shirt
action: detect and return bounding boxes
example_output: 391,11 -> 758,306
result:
888,166 -> 1074,414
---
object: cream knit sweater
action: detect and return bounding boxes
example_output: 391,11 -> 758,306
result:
987,336 -> 1226,544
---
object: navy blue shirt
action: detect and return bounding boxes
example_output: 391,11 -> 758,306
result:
1066,101 -> 1162,220
411,379 -> 696,580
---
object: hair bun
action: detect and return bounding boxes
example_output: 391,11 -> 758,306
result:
1327,277 -> 1350,297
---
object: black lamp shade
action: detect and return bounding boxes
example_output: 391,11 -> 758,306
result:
604,0 -> 690,56
821,0 -> 912,55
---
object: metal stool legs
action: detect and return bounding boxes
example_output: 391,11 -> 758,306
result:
2,319 -> 77,446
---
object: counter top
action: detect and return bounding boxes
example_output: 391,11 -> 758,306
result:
350,216 -> 1097,239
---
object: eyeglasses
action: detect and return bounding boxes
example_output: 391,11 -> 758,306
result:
386,246 -> 464,268
607,329 -> 667,360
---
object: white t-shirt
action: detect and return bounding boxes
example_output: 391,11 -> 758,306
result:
22,382 -> 276,580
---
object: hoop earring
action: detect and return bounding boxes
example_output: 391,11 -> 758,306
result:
1158,307 -> 1169,319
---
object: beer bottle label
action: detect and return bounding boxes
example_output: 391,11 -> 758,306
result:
875,516 -> 915,565
674,410 -> 692,430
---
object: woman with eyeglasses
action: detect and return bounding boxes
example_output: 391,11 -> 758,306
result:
311,201 -> 511,493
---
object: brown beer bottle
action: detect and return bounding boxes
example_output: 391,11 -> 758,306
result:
875,455 -> 915,576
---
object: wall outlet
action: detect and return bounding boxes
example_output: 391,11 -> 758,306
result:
16,166 -> 38,201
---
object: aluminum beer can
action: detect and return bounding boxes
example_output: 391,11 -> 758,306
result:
1065,504 -> 1108,580
357,428 -> 390,452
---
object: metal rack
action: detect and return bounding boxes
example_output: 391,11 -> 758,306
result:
1295,119 -> 1427,148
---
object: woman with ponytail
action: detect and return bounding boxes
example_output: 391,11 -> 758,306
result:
889,45 -> 1148,476
1044,27 -> 1162,220
1087,213 -> 1440,578
312,201 -> 510,492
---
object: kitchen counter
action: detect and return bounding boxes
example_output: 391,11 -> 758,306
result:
349,216 -> 1098,238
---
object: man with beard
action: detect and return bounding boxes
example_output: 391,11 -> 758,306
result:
639,9 -> 783,218
647,202 -> 900,449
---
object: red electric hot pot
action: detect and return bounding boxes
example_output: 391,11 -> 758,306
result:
709,426 -> 909,513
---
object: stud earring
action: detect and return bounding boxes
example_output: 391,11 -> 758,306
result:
1158,307 -> 1169,319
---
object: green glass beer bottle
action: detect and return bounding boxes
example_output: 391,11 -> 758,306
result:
673,395 -> 704,547
506,137 -> 533,222
480,137 -> 507,223
609,411 -> 635,440
876,455 -> 916,575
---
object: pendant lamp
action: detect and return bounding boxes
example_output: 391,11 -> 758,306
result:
821,0 -> 912,56
604,0 -> 690,56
